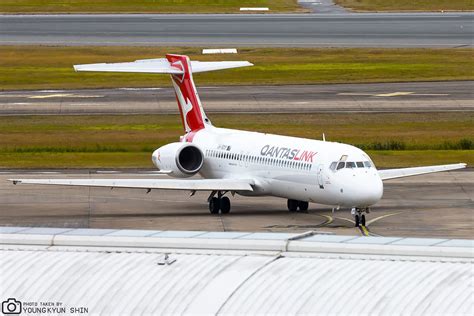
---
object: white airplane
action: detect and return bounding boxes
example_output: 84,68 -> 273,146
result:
11,54 -> 466,227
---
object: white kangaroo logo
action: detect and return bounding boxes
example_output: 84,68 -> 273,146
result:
172,79 -> 193,133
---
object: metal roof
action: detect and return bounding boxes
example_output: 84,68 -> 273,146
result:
1,227 -> 473,315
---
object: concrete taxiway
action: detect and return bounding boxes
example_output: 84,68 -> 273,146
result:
1,13 -> 472,47
1,81 -> 472,115
1,170 -> 472,238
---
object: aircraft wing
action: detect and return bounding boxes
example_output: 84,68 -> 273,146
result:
379,163 -> 466,181
9,178 -> 254,191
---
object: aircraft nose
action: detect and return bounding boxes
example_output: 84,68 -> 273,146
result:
342,173 -> 383,206
365,176 -> 383,204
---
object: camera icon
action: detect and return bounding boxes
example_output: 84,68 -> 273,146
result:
2,298 -> 22,315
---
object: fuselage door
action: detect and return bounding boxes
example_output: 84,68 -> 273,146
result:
317,164 -> 324,189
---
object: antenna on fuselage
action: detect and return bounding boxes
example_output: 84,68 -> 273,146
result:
322,133 -> 326,142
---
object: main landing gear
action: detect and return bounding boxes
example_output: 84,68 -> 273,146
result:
208,191 -> 231,214
351,207 -> 370,227
287,199 -> 309,212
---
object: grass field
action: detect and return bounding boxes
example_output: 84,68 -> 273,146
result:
1,46 -> 473,90
335,0 -> 473,11
0,113 -> 472,168
0,0 -> 301,13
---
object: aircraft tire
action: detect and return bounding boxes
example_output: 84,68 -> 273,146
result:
287,199 -> 298,212
298,201 -> 309,211
220,197 -> 231,214
209,197 -> 220,214
361,214 -> 366,226
355,215 -> 360,227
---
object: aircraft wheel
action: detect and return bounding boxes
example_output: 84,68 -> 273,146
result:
209,197 -> 220,214
220,196 -> 231,214
298,201 -> 309,212
361,214 -> 366,226
355,215 -> 360,227
287,199 -> 298,212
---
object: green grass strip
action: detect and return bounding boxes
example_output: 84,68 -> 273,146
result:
0,0 -> 302,14
335,0 -> 474,11
1,46 -> 473,90
0,113 -> 472,168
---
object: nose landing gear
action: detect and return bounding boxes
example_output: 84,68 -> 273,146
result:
351,207 -> 369,227
208,191 -> 231,214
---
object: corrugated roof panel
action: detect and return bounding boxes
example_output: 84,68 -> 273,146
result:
218,257 -> 473,315
1,235 -> 473,315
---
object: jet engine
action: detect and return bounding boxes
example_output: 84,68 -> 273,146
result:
152,142 -> 204,177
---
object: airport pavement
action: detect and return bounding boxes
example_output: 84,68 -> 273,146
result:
0,170 -> 472,239
1,81 -> 473,115
1,13 -> 472,47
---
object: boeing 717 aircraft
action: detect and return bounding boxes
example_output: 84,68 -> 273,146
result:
11,54 -> 466,226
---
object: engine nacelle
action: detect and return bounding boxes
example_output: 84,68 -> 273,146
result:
152,142 -> 204,178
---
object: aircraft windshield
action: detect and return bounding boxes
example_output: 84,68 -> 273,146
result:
330,161 -> 372,171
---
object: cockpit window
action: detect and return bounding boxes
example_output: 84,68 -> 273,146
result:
330,160 -> 374,171
346,162 -> 356,168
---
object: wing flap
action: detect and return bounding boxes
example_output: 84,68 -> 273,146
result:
10,178 -> 254,191
379,163 -> 466,181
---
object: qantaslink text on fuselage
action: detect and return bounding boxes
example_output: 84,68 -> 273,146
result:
260,145 -> 317,162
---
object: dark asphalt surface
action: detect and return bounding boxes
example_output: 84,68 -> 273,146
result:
1,81 -> 472,115
1,170 -> 472,238
1,13 -> 472,47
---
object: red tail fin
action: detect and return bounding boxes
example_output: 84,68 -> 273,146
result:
166,54 -> 209,133
74,54 -> 252,134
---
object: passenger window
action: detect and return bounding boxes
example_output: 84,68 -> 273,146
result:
336,162 -> 345,170
346,162 -> 356,168
356,162 -> 364,168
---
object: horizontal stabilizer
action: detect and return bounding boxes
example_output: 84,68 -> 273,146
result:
74,58 -> 253,74
190,61 -> 253,73
10,178 -> 254,191
379,163 -> 466,181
